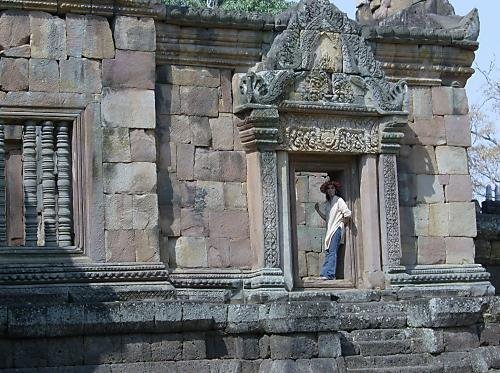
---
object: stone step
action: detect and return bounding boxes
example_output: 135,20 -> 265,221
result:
357,340 -> 412,356
339,312 -> 407,331
345,353 -> 435,369
347,366 -> 442,373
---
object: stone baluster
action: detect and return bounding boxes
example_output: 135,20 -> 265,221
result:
56,123 -> 72,246
0,123 -> 5,244
41,121 -> 56,245
486,185 -> 492,201
495,183 -> 500,202
23,122 -> 38,245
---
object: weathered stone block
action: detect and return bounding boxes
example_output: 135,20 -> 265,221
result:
309,175 -> 327,202
82,16 -> 115,59
445,237 -> 475,264
224,182 -> 247,209
298,251 -> 307,277
102,127 -> 131,163
194,148 -> 220,181
114,16 -> 155,52
0,57 -> 28,91
159,203 -> 181,237
121,334 -> 152,363
412,204 -> 429,236
295,176 -> 309,203
177,144 -> 195,181
164,65 -> 220,87
60,58 -> 101,93
156,84 -> 181,115
398,172 -> 417,206
444,328 -> 480,352
407,297 -> 484,327
400,206 -> 415,237
417,236 -> 445,264
150,334 -> 182,361
180,86 -> 219,117
207,238 -> 230,267
401,236 -> 417,266
180,181 -> 196,208
416,175 -> 444,204
190,116 -> 212,147
219,69 -> 233,113
30,12 -> 66,59
435,146 -> 469,174
29,58 -> 59,92
135,228 -> 160,262
47,337 -> 84,366
445,115 -> 471,147
66,14 -> 85,57
432,87 -> 469,116
448,202 -> 477,237
196,181 -> 224,211
306,252 -> 320,276
133,194 -> 159,229
103,162 -> 157,193
409,145 -> 438,174
130,129 -> 156,162
270,334 -> 318,359
220,151 -> 247,182
105,194 -> 133,230
180,208 -> 209,237
103,50 -> 155,89
429,203 -> 449,237
0,11 -> 30,49
305,202 -> 326,228
412,87 -> 433,119
209,211 -> 249,239
229,238 -> 252,268
296,203 -> 306,225
102,88 -> 155,129
182,333 -> 207,360
318,333 -> 342,358
408,117 -> 446,146
210,115 -> 234,150
105,230 -> 136,262
167,115 -> 192,144
170,236 -> 208,268
4,44 -> 30,57
445,175 -> 473,202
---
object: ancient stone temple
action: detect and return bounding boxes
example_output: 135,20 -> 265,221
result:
0,0 -> 498,371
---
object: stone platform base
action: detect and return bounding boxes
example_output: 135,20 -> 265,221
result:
1,295 -> 499,372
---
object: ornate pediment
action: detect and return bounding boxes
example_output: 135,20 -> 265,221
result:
234,0 -> 407,114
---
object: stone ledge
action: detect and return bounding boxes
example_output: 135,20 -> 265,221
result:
0,0 -> 166,18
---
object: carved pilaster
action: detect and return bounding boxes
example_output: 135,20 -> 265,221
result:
0,123 -> 5,244
23,122 -> 38,245
378,154 -> 402,269
56,123 -> 72,247
261,151 -> 280,268
41,121 -> 56,246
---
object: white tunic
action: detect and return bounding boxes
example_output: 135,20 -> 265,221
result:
322,196 -> 352,250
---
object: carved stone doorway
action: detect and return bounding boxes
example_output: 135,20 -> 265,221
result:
289,154 -> 359,289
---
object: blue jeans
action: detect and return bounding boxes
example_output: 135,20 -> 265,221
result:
320,227 -> 342,279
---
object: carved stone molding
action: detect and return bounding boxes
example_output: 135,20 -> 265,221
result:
0,0 -> 165,18
378,154 -> 402,269
261,151 -> 280,268
387,264 -> 491,285
0,263 -> 170,285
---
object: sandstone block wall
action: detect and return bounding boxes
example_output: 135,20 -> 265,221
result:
0,10 -> 159,263
156,66 -> 253,270
295,172 -> 328,279
399,86 -> 476,266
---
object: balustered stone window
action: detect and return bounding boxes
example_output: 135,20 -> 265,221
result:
0,119 -> 77,249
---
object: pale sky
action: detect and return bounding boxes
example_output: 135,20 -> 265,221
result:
331,0 -> 500,112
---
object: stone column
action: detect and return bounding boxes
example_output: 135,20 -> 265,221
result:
360,154 -> 384,287
23,122 -> 38,246
0,123 -> 5,244
378,153 -> 403,270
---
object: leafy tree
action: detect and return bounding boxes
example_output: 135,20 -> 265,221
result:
162,0 -> 295,14
469,62 -> 500,199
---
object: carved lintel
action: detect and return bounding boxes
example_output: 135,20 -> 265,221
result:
378,154 -> 402,270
